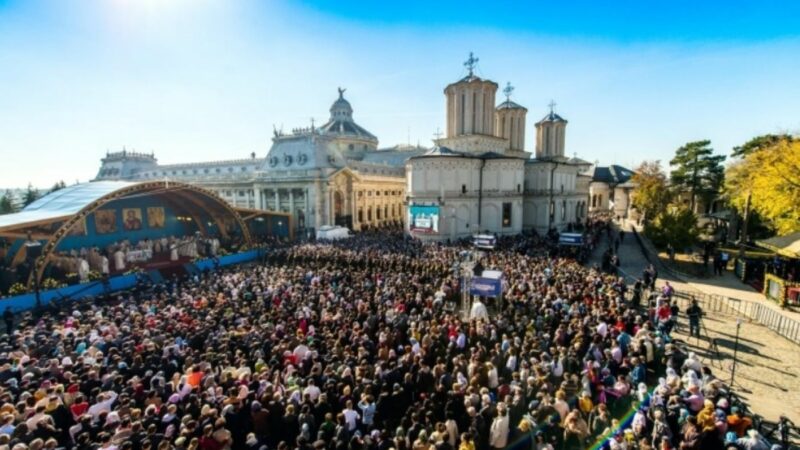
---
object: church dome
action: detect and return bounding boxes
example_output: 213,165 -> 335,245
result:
317,88 -> 377,142
329,88 -> 353,120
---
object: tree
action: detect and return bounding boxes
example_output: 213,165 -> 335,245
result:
0,190 -> 17,215
669,140 -> 726,213
48,180 -> 66,194
22,184 -> 40,208
630,160 -> 673,223
726,138 -> 800,235
645,207 -> 700,256
732,133 -> 794,158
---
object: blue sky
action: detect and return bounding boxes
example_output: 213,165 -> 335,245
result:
1,0 -> 800,188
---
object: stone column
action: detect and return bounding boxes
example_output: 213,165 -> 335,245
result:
254,187 -> 262,210
314,180 -> 324,230
288,189 -> 295,229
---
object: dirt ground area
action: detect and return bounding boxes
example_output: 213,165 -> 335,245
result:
670,307 -> 800,424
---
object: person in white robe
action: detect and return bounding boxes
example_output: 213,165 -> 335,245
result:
113,249 -> 125,271
470,298 -> 489,320
78,258 -> 90,282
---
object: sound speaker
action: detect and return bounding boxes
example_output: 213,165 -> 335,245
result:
25,242 -> 42,261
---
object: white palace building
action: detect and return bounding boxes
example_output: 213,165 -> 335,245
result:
94,54 -> 592,240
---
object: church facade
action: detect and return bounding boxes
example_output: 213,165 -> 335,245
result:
95,54 -> 592,240
406,56 -> 591,241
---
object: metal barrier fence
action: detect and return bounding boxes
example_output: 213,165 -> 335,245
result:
626,226 -> 800,345
670,289 -> 800,344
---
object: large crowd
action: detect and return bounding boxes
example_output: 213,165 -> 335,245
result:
0,226 -> 783,450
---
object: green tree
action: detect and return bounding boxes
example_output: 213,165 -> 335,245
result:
22,183 -> 40,208
645,207 -> 700,256
631,160 -> 673,223
669,140 -> 726,213
732,133 -> 794,158
48,180 -> 66,194
0,190 -> 17,215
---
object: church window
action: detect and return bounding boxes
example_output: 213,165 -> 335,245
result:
182,170 -> 187,175
385,205 -> 389,219
502,203 -> 512,227
358,191 -> 363,198
545,128 -> 551,154
472,92 -> 477,132
348,144 -> 354,151
204,169 -> 209,174
241,167 -> 247,172
193,169 -> 197,174
460,93 -> 466,134
562,200 -> 567,220
215,168 -> 221,173
363,144 -> 368,150
238,191 -> 245,196
462,184 -> 467,194
228,167 -> 234,172
517,184 -> 521,193
367,208 -> 372,221
561,184 -> 564,193
358,209 -> 363,223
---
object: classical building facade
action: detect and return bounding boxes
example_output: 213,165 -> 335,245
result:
406,57 -> 591,241
95,89 -> 425,235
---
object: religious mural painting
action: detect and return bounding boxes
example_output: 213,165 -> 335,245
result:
94,209 -> 117,234
67,217 -> 86,236
147,207 -> 165,229
123,208 -> 143,231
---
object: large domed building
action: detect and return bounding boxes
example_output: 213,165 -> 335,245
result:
95,53 -> 592,239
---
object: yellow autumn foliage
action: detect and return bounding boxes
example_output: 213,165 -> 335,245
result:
725,140 -> 800,235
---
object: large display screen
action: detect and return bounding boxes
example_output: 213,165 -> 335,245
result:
409,205 -> 440,233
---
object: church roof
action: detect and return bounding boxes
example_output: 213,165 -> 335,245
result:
536,111 -> 567,124
317,119 -> 377,140
409,147 -> 522,161
496,100 -> 527,111
592,165 -> 635,184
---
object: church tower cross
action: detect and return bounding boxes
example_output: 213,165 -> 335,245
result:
464,52 -> 479,77
503,82 -> 514,102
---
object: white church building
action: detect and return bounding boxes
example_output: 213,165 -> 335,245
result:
95,53 -> 592,240
406,54 -> 591,241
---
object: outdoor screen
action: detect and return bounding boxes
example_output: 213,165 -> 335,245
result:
409,205 -> 440,233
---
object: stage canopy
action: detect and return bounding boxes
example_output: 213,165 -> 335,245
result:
756,232 -> 800,259
0,181 -> 259,285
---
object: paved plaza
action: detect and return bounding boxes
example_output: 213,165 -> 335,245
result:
596,222 -> 800,425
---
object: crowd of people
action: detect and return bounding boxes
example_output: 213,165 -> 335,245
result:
0,227 -> 784,450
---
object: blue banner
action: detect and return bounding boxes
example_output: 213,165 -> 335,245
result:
558,233 -> 583,246
470,277 -> 502,297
